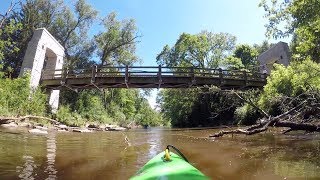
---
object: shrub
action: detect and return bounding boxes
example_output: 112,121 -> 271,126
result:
259,59 -> 320,115
235,104 -> 262,125
0,75 -> 47,116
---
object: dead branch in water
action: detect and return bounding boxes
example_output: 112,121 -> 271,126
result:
209,96 -> 319,137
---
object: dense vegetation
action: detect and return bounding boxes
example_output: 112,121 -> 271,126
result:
0,0 -> 319,128
156,0 -> 320,127
156,31 -> 272,127
0,0 -> 162,127
0,75 -> 47,116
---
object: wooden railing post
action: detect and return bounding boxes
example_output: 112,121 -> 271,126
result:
190,66 -> 195,85
219,68 -> 223,85
263,72 -> 267,82
243,71 -> 247,86
91,65 -> 97,83
125,65 -> 129,88
61,67 -> 68,85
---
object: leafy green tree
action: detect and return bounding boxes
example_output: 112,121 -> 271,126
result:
135,100 -> 162,126
1,0 -> 97,77
260,0 -> 320,61
233,44 -> 258,68
259,59 -> 320,113
0,19 -> 22,77
156,31 -> 236,68
156,31 -> 240,127
223,56 -> 244,70
157,89 -> 200,127
253,40 -> 273,54
95,12 -> 140,66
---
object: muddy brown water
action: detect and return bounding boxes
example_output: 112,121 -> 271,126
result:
0,127 -> 319,180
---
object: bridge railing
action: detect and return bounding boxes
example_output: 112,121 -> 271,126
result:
41,66 -> 267,82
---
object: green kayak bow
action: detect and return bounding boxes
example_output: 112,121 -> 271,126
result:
130,145 -> 209,180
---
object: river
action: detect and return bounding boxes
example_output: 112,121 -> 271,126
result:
0,127 -> 319,180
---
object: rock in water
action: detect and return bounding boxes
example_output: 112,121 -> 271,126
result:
108,127 -> 127,131
29,128 -> 48,134
72,129 -> 92,133
1,122 -> 18,128
35,125 -> 48,130
58,124 -> 68,129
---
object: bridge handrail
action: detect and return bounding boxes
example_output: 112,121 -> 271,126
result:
41,66 -> 267,83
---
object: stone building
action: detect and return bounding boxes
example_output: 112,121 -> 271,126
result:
258,41 -> 291,74
19,28 -> 64,112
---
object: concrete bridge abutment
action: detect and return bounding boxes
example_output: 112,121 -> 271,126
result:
19,28 -> 64,112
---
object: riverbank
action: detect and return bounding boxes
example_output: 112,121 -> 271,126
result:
0,116 -> 129,134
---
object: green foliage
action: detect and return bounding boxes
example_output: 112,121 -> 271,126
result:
223,56 -> 245,70
235,104 -> 261,125
0,75 -> 47,116
156,31 -> 236,68
135,100 -> 163,126
0,19 -> 22,77
253,40 -> 274,55
157,89 -> 201,127
260,0 -> 320,62
59,88 -> 162,127
56,105 -> 87,127
95,12 -> 140,66
233,44 -> 258,68
0,0 -> 97,77
259,59 -> 320,113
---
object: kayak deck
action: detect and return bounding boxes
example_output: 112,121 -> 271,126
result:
130,152 -> 209,180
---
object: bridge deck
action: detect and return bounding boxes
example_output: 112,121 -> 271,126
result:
41,66 -> 267,89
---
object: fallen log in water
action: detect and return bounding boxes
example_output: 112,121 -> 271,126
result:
209,100 -> 320,137
0,115 -> 59,125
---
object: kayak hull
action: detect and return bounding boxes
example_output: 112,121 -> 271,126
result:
130,152 -> 208,180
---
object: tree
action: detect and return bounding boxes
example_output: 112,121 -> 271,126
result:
157,89 -> 200,127
233,44 -> 258,68
253,40 -> 273,54
156,31 -> 236,68
95,12 -> 140,66
260,0 -> 320,62
0,1 -> 22,77
0,0 -> 97,77
156,31 -> 239,127
210,60 -> 320,137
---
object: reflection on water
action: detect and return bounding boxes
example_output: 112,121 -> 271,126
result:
146,129 -> 162,160
0,127 -> 320,179
45,133 -> 57,180
16,155 -> 36,180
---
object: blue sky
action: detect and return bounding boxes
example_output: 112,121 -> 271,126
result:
87,0 -> 272,66
1,0 -> 287,108
1,0 -> 277,66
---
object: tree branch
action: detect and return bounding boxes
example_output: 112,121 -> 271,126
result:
209,100 -> 307,137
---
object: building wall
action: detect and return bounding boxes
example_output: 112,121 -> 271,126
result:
258,41 -> 291,74
19,28 -> 64,112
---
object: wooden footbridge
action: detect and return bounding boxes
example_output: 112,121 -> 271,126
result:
41,66 -> 267,90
